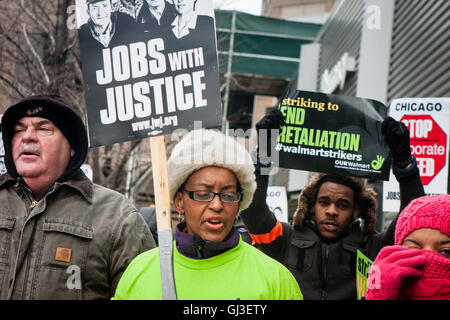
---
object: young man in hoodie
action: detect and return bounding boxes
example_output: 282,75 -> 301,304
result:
240,110 -> 425,300
0,95 -> 155,299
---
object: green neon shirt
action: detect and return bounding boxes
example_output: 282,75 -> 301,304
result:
113,239 -> 303,300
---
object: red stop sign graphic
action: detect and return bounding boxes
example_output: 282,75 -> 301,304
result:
401,115 -> 447,185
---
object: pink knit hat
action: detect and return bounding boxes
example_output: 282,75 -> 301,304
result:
395,194 -> 450,245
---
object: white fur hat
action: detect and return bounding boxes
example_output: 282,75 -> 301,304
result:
167,129 -> 256,212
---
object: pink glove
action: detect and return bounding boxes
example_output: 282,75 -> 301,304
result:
365,245 -> 427,300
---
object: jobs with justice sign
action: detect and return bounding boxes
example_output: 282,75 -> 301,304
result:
76,0 -> 221,147
76,0 -> 223,300
276,90 -> 391,180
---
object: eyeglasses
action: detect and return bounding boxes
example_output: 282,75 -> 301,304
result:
183,190 -> 242,203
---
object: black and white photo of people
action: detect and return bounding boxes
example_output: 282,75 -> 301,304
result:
76,0 -> 222,146
77,0 -> 215,45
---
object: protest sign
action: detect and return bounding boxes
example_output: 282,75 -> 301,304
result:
356,250 -> 373,300
276,90 -> 391,180
76,0 -> 222,300
76,0 -> 221,147
383,97 -> 449,212
266,186 -> 288,223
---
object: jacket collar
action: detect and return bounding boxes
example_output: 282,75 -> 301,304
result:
175,222 -> 240,259
0,172 -> 16,188
0,169 -> 93,204
60,169 -> 93,204
305,220 -> 363,243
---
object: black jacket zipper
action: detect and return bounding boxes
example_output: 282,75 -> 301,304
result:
321,243 -> 330,300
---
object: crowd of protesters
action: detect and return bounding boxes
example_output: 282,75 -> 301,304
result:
1,93 -> 448,301
0,2 -> 448,301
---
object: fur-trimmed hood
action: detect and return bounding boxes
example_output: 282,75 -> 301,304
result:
293,172 -> 378,235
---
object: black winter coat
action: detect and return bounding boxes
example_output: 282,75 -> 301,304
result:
240,158 -> 425,300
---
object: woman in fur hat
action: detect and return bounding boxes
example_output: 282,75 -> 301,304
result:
113,129 -> 302,300
240,111 -> 425,300
365,194 -> 449,300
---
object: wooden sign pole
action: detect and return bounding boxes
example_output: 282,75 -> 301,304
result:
149,135 -> 177,300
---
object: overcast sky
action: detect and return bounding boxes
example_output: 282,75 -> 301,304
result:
213,0 -> 262,15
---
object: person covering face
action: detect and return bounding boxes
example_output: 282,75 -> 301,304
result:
366,194 -> 450,300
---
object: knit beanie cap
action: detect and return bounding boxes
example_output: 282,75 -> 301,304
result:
1,94 -> 88,182
167,129 -> 256,212
395,194 -> 450,246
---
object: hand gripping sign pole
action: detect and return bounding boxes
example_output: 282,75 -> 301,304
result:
149,136 -> 177,300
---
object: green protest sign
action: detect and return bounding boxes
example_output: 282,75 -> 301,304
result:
356,250 -> 373,300
276,90 -> 391,180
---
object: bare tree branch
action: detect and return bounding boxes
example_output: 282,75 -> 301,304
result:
19,0 -> 56,50
21,23 -> 51,86
0,22 -> 35,66
0,74 -> 27,98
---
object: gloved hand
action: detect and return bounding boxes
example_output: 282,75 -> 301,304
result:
381,117 -> 412,164
255,108 -> 285,157
365,246 -> 427,300
256,108 -> 285,132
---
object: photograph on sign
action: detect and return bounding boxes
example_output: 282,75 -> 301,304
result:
276,90 -> 391,180
75,0 -> 222,147
383,98 -> 449,212
266,186 -> 288,223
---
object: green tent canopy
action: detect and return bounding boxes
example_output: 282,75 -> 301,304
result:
215,10 -> 322,80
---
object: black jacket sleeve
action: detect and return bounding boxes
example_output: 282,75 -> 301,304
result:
368,156 -> 424,259
240,159 -> 293,263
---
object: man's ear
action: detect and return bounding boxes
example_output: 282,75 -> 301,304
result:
173,191 -> 185,215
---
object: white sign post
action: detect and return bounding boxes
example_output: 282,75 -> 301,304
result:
383,98 -> 449,212
0,114 -> 5,174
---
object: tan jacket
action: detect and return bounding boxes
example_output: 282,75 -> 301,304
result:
0,170 -> 155,300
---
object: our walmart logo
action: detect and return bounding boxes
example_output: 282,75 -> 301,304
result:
371,155 -> 385,170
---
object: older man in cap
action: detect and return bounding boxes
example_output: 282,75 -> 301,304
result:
79,0 -> 136,49
0,94 -> 155,299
